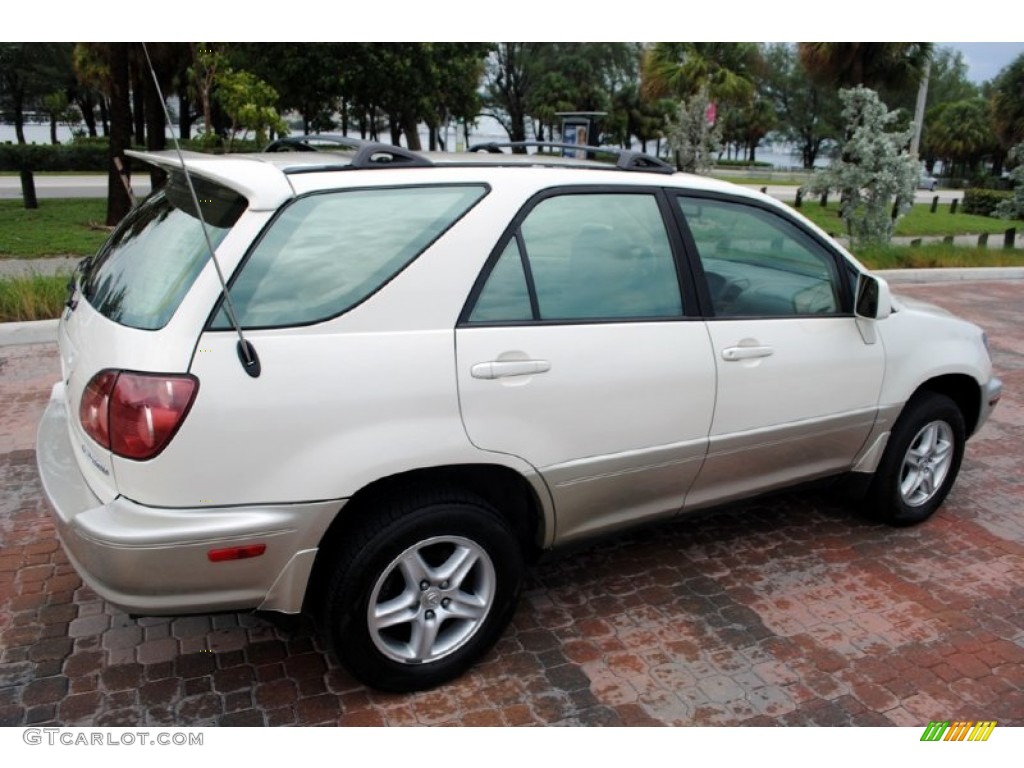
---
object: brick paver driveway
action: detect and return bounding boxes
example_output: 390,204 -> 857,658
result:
1,280 -> 1021,727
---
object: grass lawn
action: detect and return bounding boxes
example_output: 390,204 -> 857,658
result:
0,198 -> 109,258
790,201 -> 1019,238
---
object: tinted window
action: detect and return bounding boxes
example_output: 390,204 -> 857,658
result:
678,197 -> 842,317
467,192 -> 682,323
215,185 -> 486,329
81,175 -> 245,331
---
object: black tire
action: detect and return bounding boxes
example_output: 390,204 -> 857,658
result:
865,391 -> 966,526
322,490 -> 523,692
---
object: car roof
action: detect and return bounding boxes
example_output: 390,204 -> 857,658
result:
126,147 -> 767,211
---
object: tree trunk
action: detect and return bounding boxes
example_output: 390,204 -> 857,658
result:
99,96 -> 109,136
144,72 -> 167,190
428,124 -> 437,151
402,114 -> 422,150
106,43 -> 133,227
341,100 -> 348,135
131,59 -> 146,146
389,122 -> 401,146
14,98 -> 26,144
77,93 -> 98,137
50,114 -> 59,145
178,93 -> 193,139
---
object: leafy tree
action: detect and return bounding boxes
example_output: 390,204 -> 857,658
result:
641,43 -> 759,103
990,52 -> 1024,151
483,43 -> 541,151
216,68 -> 287,148
762,43 -> 841,169
0,43 -> 72,144
665,89 -> 722,174
231,43 -> 346,134
798,43 -> 933,91
922,98 -> 998,178
803,87 -> 918,246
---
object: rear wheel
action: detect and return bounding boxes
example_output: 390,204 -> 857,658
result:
865,392 -> 965,526
322,490 -> 523,692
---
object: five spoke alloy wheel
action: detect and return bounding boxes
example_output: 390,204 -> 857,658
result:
368,535 -> 496,664
867,391 -> 966,526
323,491 -> 523,692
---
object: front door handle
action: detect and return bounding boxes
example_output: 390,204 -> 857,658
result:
721,345 -> 774,361
471,359 -> 551,379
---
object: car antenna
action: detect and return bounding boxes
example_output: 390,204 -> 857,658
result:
140,42 -> 260,378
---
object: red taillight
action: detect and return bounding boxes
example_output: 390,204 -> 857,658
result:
79,370 -> 198,460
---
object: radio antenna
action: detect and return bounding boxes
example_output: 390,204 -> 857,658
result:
140,42 -> 260,378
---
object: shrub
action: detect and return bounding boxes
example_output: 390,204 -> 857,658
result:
0,137 -> 265,172
962,188 -> 1013,216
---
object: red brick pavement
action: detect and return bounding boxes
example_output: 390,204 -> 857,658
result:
1,280 -> 1022,726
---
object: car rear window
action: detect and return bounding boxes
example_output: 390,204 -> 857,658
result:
211,185 -> 487,329
80,173 -> 247,330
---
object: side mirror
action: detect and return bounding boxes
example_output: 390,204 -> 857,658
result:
855,274 -> 892,320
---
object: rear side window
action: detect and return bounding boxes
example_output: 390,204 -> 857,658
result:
213,185 -> 487,329
81,174 -> 246,331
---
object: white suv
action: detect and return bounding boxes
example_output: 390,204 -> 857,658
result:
36,142 -> 1001,691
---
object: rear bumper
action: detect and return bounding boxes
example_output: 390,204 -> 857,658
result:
35,382 -> 341,615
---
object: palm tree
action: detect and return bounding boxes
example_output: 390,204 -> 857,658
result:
641,43 -> 760,103
797,43 -> 933,91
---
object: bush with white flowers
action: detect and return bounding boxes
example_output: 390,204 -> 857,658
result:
665,88 -> 723,175
803,87 -> 919,247
994,143 -> 1024,221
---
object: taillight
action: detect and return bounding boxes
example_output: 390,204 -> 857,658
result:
79,370 -> 198,460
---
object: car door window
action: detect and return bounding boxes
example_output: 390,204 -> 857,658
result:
467,192 -> 682,323
678,197 -> 843,318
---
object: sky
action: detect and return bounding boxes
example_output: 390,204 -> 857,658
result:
943,42 -> 1024,82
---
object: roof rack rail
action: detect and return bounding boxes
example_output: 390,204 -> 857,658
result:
350,142 -> 433,169
467,141 -> 676,175
265,134 -> 374,153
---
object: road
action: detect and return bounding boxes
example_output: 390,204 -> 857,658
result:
0,174 -> 961,205
0,280 -> 1020,727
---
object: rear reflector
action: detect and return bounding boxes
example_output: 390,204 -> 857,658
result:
208,544 -> 267,563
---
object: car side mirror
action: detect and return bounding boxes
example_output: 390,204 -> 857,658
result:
855,274 -> 892,320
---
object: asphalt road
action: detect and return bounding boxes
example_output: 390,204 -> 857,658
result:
0,175 -> 961,205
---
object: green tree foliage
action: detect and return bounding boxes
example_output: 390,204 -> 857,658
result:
0,43 -> 73,143
216,68 -> 287,148
230,43 -> 346,134
641,43 -> 760,103
990,53 -> 1024,151
798,42 -> 933,91
762,43 -> 841,169
922,98 -> 999,178
804,87 -> 918,246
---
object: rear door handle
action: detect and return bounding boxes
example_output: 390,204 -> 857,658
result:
721,346 -> 774,361
471,359 -> 551,379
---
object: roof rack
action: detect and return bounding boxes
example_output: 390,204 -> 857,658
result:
274,138 -> 435,174
467,141 -> 676,175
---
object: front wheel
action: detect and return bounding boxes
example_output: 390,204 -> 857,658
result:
865,392 -> 966,526
322,491 -> 523,691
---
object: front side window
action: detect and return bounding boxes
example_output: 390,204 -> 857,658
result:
467,192 -> 682,323
214,185 -> 486,329
678,197 -> 843,318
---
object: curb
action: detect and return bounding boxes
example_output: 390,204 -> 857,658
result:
1,268 -> 1022,349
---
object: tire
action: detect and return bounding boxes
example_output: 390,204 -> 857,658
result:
865,392 -> 966,526
322,490 -> 523,692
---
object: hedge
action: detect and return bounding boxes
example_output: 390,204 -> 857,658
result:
962,188 -> 1014,217
0,138 -> 265,172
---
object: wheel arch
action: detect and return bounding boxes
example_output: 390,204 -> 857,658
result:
913,373 -> 982,436
303,463 -> 550,612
